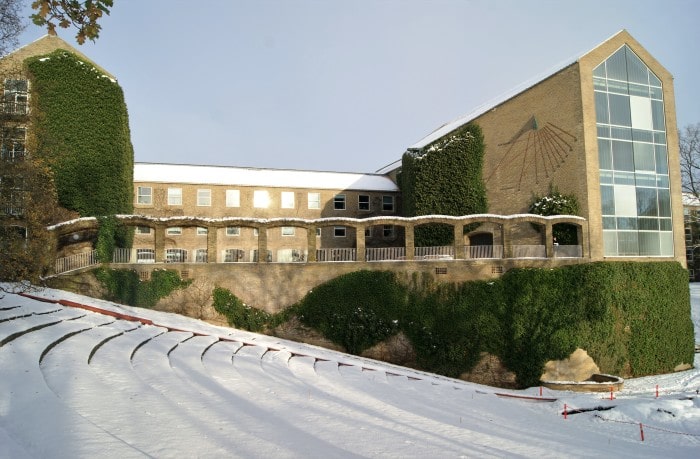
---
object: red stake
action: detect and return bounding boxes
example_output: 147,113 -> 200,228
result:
539,386 -> 543,397
656,385 -> 659,398
639,423 -> 645,441
563,404 -> 568,420
610,387 -> 614,400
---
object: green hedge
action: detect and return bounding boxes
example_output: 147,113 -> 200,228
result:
26,50 -> 134,218
95,268 -> 190,308
212,287 -> 272,333
290,262 -> 694,387
399,123 -> 487,246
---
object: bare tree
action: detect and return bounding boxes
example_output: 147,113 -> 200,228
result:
680,123 -> 700,198
0,0 -> 25,56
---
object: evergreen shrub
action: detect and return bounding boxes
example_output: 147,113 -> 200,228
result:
95,268 -> 190,308
212,287 -> 271,332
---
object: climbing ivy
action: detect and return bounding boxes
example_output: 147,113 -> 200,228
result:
399,123 -> 487,246
25,50 -> 134,218
528,186 -> 580,244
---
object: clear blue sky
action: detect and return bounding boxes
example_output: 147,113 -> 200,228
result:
17,0 -> 700,173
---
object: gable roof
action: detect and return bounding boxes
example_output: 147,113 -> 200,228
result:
407,30 -> 646,152
134,162 -> 400,192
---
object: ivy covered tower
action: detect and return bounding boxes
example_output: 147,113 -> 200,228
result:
1,34 -> 134,221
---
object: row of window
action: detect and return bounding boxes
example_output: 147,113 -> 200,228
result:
2,79 -> 28,116
136,186 -> 395,212
137,225 -> 396,238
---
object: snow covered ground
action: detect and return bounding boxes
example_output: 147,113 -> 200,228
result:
0,284 -> 698,458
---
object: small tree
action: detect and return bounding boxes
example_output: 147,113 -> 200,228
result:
528,187 -> 580,245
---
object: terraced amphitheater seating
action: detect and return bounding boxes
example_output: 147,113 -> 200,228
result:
2,287 -> 692,457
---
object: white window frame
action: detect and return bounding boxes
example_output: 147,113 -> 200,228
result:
365,227 -> 372,238
136,248 -> 155,263
195,248 -> 208,263
334,226 -> 347,238
223,248 -> 244,263
226,189 -> 240,207
168,187 -> 182,206
196,227 -> 208,235
308,192 -> 321,209
226,226 -> 241,236
359,195 -> 370,211
334,194 -> 346,210
253,228 -> 260,237
281,191 -> 295,209
166,227 -> 182,235
316,228 -> 321,237
197,189 -> 211,206
137,186 -> 152,205
135,226 -> 151,234
254,190 -> 270,208
382,195 -> 394,212
281,226 -> 295,236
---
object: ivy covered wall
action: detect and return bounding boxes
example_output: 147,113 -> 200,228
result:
399,123 -> 487,246
25,50 -> 134,218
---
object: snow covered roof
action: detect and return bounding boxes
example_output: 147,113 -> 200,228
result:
134,162 -> 399,192
683,192 -> 700,207
407,30 -> 627,152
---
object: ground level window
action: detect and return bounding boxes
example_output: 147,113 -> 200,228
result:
166,248 -> 187,263
136,248 -> 155,263
166,227 -> 182,235
383,225 -> 394,238
223,248 -> 245,263
136,226 -> 151,234
226,226 -> 241,236
334,226 -> 346,237
365,227 -> 372,237
196,227 -> 208,235
281,226 -> 295,236
195,248 -> 207,263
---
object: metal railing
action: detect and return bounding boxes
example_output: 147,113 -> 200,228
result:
512,245 -> 546,258
465,245 -> 504,259
415,245 -> 454,260
316,248 -> 356,262
554,245 -> 583,258
55,249 -> 99,274
366,246 -> 405,261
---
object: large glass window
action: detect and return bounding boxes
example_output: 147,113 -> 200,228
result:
593,45 -> 672,257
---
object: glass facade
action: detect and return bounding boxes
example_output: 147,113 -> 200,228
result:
593,45 -> 672,256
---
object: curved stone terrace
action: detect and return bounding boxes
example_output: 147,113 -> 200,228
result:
50,214 -> 587,270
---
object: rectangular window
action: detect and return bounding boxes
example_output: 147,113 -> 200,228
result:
316,228 -> 321,237
137,186 -> 152,205
136,248 -> 155,263
281,191 -> 295,209
1,127 -> 26,161
334,194 -> 346,210
197,189 -> 211,206
308,192 -> 321,209
254,190 -> 269,208
223,248 -> 244,263
365,227 -> 372,238
358,195 -> 370,211
281,226 -> 295,236
195,248 -> 208,263
3,79 -> 28,115
226,189 -> 240,207
382,195 -> 394,212
166,227 -> 182,235
383,225 -> 394,238
168,187 -> 182,205
226,226 -> 241,236
135,226 -> 151,234
253,228 -> 259,237
196,227 -> 208,235
334,226 -> 346,237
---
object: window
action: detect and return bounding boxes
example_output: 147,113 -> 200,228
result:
166,248 -> 187,263
223,248 -> 244,263
281,226 -> 295,236
195,249 -> 208,263
197,189 -> 211,206
308,192 -> 321,209
254,190 -> 270,208
281,191 -> 295,209
365,227 -> 372,238
359,195 -> 370,211
3,79 -> 28,115
168,187 -> 182,205
135,226 -> 151,234
137,186 -> 152,205
316,228 -> 321,237
334,226 -> 346,237
253,228 -> 259,237
136,248 -> 155,263
1,127 -> 26,161
166,227 -> 182,235
226,226 -> 241,236
196,227 -> 208,235
226,189 -> 240,207
334,194 -> 346,210
382,195 -> 394,212
383,225 -> 394,238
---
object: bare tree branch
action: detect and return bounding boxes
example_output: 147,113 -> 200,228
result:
680,123 -> 700,198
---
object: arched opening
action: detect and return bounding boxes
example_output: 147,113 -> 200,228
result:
468,232 -> 495,258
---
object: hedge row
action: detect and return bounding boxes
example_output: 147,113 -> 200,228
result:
94,268 -> 190,309
290,262 -> 694,388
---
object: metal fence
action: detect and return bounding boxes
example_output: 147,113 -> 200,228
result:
55,249 -> 99,274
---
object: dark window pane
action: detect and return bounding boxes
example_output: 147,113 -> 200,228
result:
633,142 -> 655,171
657,189 -> 671,217
638,217 -> 659,231
651,100 -> 665,131
625,48 -> 649,84
595,92 -> 609,123
636,187 -> 658,216
655,145 -> 668,174
600,185 -> 615,215
617,217 -> 638,230
638,232 -> 660,256
598,139 -> 612,169
606,47 -> 628,81
612,140 -> 634,171
609,94 -> 631,126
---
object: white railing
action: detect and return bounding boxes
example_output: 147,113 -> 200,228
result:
554,245 -> 583,258
316,248 -> 356,262
414,246 -> 454,260
55,249 -> 99,274
112,248 -> 131,263
512,245 -> 546,258
366,247 -> 405,261
276,249 -> 308,263
466,245 -> 504,259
